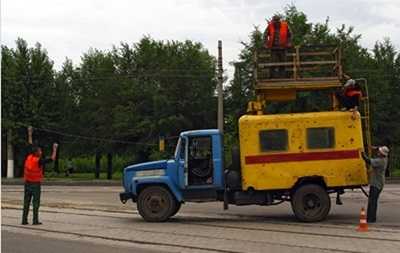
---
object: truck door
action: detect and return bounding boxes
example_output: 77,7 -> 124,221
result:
177,137 -> 188,188
178,134 -> 221,201
187,136 -> 214,186
178,135 -> 215,189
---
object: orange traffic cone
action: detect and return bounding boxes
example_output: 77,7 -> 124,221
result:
357,207 -> 368,232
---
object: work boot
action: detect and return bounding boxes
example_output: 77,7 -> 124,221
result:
336,192 -> 343,205
21,220 -> 28,225
32,221 -> 42,225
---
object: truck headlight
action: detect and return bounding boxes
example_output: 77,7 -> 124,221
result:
135,169 -> 165,177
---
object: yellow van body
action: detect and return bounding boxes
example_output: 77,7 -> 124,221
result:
239,111 -> 368,191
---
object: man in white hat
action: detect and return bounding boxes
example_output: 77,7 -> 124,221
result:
362,146 -> 390,223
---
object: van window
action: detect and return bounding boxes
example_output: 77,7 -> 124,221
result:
259,129 -> 288,152
307,127 -> 335,149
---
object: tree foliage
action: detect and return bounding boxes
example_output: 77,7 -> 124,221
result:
2,37 -> 217,163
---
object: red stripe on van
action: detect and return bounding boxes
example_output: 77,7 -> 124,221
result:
245,150 -> 360,164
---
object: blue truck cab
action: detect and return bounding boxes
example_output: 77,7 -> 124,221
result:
120,129 -> 225,221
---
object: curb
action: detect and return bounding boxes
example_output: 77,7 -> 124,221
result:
386,178 -> 400,184
2,179 -> 121,186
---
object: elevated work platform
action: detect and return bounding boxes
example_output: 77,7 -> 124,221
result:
254,45 -> 344,98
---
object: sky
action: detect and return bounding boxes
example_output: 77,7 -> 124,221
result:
2,0 -> 400,79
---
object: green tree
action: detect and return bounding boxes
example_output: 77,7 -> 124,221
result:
2,38 -> 56,142
2,38 -> 57,174
369,39 -> 400,147
45,37 -> 218,161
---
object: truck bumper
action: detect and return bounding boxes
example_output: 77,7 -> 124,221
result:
120,192 -> 135,204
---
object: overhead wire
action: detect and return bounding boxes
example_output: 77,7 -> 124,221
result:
12,121 -> 178,147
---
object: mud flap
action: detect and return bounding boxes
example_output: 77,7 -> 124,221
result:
120,192 -> 132,204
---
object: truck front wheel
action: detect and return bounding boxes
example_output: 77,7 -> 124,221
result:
291,184 -> 331,222
137,186 -> 177,222
170,202 -> 181,217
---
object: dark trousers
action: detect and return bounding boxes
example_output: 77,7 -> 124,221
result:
335,91 -> 359,110
22,182 -> 41,223
367,186 -> 382,222
270,49 -> 287,78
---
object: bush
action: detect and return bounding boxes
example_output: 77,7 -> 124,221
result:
57,154 -> 136,174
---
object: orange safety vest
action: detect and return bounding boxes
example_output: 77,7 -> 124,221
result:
265,21 -> 289,48
24,154 -> 43,183
345,88 -> 362,97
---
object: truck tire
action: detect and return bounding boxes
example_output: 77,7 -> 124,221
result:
137,186 -> 177,222
291,184 -> 331,222
169,202 -> 181,217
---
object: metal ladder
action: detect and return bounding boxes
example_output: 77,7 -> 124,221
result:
357,78 -> 372,156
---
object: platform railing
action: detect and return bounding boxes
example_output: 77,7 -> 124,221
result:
255,45 -> 343,84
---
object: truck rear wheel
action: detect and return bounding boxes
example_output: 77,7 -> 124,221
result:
137,186 -> 177,222
291,184 -> 331,222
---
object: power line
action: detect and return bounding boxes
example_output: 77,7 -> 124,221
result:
12,121 -> 168,146
0,66 -> 231,84
2,74 -> 217,84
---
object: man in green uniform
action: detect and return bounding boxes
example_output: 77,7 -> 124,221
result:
362,146 -> 389,223
22,126 -> 58,225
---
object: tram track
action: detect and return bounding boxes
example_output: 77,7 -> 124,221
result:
3,202 -> 400,232
2,223 -> 238,253
3,205 -> 400,243
2,221 -> 367,253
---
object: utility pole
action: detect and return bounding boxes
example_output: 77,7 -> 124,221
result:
7,129 -> 14,178
217,40 -> 224,134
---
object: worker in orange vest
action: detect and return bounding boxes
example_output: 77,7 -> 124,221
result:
265,15 -> 292,48
21,126 -> 58,225
336,79 -> 362,107
264,15 -> 292,78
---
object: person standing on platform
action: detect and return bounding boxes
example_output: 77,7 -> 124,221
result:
264,15 -> 292,78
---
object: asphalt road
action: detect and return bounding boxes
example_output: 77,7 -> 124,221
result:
2,231 -> 164,253
2,185 -> 400,253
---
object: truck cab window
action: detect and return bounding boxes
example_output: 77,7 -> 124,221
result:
188,136 -> 213,185
307,127 -> 335,149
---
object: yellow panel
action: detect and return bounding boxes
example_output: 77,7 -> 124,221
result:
262,89 -> 297,101
238,111 -> 368,190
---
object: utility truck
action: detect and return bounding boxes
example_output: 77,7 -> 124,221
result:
119,45 -> 371,222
